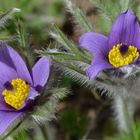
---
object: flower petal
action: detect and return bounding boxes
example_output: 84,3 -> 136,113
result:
0,63 -> 17,112
109,9 -> 140,49
0,111 -> 22,135
28,87 -> 39,99
79,32 -> 109,56
0,63 -> 17,90
0,91 -> 14,111
32,57 -> 51,88
0,43 -> 32,84
0,63 -> 17,108
87,56 -> 113,80
19,87 -> 39,111
0,102 -> 13,111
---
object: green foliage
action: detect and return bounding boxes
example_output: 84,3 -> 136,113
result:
65,0 -> 93,32
106,121 -> 140,140
0,8 -> 20,27
119,0 -> 131,12
47,0 -> 64,17
90,0 -> 140,34
37,23 -> 94,88
32,88 -> 69,124
13,129 -> 27,140
0,7 -> 20,43
50,25 -> 90,63
60,107 -> 89,138
0,0 -> 64,45
0,0 -> 41,12
91,0 -> 120,22
90,0 -> 119,34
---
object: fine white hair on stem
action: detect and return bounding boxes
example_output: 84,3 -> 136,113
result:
113,94 -> 136,133
94,67 -> 140,132
64,0 -> 93,32
0,8 -> 21,28
65,0 -> 73,12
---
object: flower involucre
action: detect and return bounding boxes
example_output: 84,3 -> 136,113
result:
2,78 -> 30,110
108,44 -> 139,67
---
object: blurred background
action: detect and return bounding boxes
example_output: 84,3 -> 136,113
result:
1,0 -> 140,140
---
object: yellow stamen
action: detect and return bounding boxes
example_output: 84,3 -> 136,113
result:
2,78 -> 30,110
108,44 -> 139,67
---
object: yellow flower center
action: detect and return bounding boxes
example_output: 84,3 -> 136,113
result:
108,44 -> 139,67
2,78 -> 30,110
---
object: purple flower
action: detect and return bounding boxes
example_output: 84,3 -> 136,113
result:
79,9 -> 140,80
0,43 -> 50,135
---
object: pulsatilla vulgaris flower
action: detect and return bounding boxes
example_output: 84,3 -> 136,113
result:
0,43 -> 50,135
79,9 -> 140,80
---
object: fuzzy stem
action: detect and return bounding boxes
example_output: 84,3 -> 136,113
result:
114,94 -> 135,133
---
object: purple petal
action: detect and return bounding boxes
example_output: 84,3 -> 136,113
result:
19,87 -> 38,111
0,43 -> 33,85
79,32 -> 109,56
0,111 -> 22,135
109,9 -> 140,49
0,63 -> 17,108
87,56 -> 113,80
0,98 -> 14,111
32,57 -> 51,88
28,87 -> 39,99
0,63 -> 17,90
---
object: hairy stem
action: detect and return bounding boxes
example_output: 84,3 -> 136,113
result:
114,94 -> 135,133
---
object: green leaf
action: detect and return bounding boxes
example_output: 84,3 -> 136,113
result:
65,0 -> 93,32
50,25 -> 90,63
119,0 -> 131,12
63,66 -> 94,88
33,88 -> 69,124
0,8 -> 20,28
91,0 -> 120,22
60,107 -> 89,137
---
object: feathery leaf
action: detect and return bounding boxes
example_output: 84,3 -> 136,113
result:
65,0 -> 93,32
0,8 -> 20,28
32,88 -> 69,125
